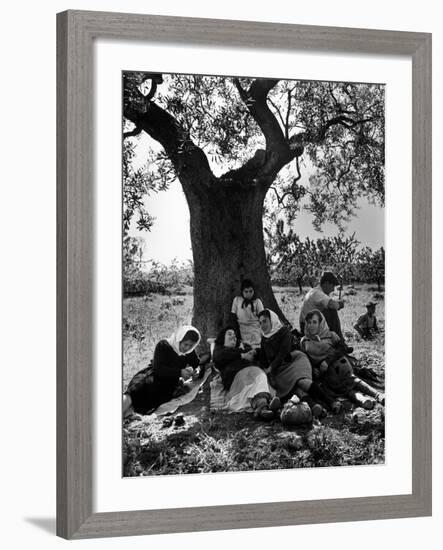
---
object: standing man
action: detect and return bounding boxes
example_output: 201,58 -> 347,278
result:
299,271 -> 352,352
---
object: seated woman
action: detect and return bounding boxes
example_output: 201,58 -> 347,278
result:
123,325 -> 204,417
300,309 -> 347,374
213,326 -> 279,420
230,278 -> 264,349
258,309 -> 331,418
300,309 -> 384,411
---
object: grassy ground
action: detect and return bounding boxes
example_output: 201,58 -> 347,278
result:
123,284 -> 385,476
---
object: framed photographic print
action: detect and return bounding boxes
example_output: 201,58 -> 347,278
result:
57,9 -> 432,539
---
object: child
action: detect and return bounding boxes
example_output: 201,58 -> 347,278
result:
321,354 -> 385,410
300,309 -> 345,375
354,301 -> 379,339
230,279 -> 264,349
123,325 -> 204,417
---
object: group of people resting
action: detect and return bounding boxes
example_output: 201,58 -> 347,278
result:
123,272 -> 384,423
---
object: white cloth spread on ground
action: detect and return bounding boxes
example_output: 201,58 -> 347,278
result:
153,368 -> 211,416
210,366 -> 274,412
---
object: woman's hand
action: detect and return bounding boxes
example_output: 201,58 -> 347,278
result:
241,349 -> 255,362
319,361 -> 329,375
181,366 -> 194,380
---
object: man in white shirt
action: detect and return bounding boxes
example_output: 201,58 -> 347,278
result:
299,271 -> 352,352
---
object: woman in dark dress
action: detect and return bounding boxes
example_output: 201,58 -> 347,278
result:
259,309 -> 330,417
123,325 -> 202,417
213,326 -> 279,419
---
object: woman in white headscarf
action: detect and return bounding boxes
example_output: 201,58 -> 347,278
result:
259,309 -> 329,417
123,325 -> 203,417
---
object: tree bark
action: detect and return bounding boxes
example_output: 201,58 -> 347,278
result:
181,179 -> 286,345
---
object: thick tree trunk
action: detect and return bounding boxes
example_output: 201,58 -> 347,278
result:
182,181 -> 287,347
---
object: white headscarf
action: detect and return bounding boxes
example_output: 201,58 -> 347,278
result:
166,325 -> 201,356
303,309 -> 330,340
260,309 -> 283,339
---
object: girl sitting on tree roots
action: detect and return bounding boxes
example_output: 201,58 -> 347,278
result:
230,278 -> 264,350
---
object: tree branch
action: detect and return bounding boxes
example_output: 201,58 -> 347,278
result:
230,78 -> 298,188
285,91 -> 292,140
123,126 -> 142,139
268,98 -> 287,134
124,80 -> 215,190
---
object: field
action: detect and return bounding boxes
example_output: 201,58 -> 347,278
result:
123,284 -> 385,476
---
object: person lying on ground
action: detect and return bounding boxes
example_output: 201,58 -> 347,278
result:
319,355 -> 385,413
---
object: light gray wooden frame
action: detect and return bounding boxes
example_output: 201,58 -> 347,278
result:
57,9 -> 432,540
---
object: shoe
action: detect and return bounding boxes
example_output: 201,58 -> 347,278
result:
375,392 -> 385,405
331,400 -> 342,414
361,398 -> 375,410
311,403 -> 327,418
268,396 -> 281,412
174,414 -> 185,426
258,407 -> 276,421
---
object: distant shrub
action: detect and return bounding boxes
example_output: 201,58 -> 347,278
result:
146,259 -> 194,288
123,270 -> 167,297
171,287 -> 187,296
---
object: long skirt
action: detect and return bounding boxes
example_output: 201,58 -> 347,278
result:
272,351 -> 312,399
224,366 -> 274,411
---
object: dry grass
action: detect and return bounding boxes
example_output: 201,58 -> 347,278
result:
123,283 -> 385,476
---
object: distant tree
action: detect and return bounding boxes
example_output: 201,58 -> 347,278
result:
314,233 -> 361,285
266,223 -> 317,292
357,246 -> 385,290
267,229 -> 361,289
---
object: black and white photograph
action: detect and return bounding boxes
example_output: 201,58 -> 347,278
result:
122,71 -> 386,476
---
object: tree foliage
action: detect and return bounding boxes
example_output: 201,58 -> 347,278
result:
123,73 -> 385,233
267,227 -> 384,290
356,246 -> 385,290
